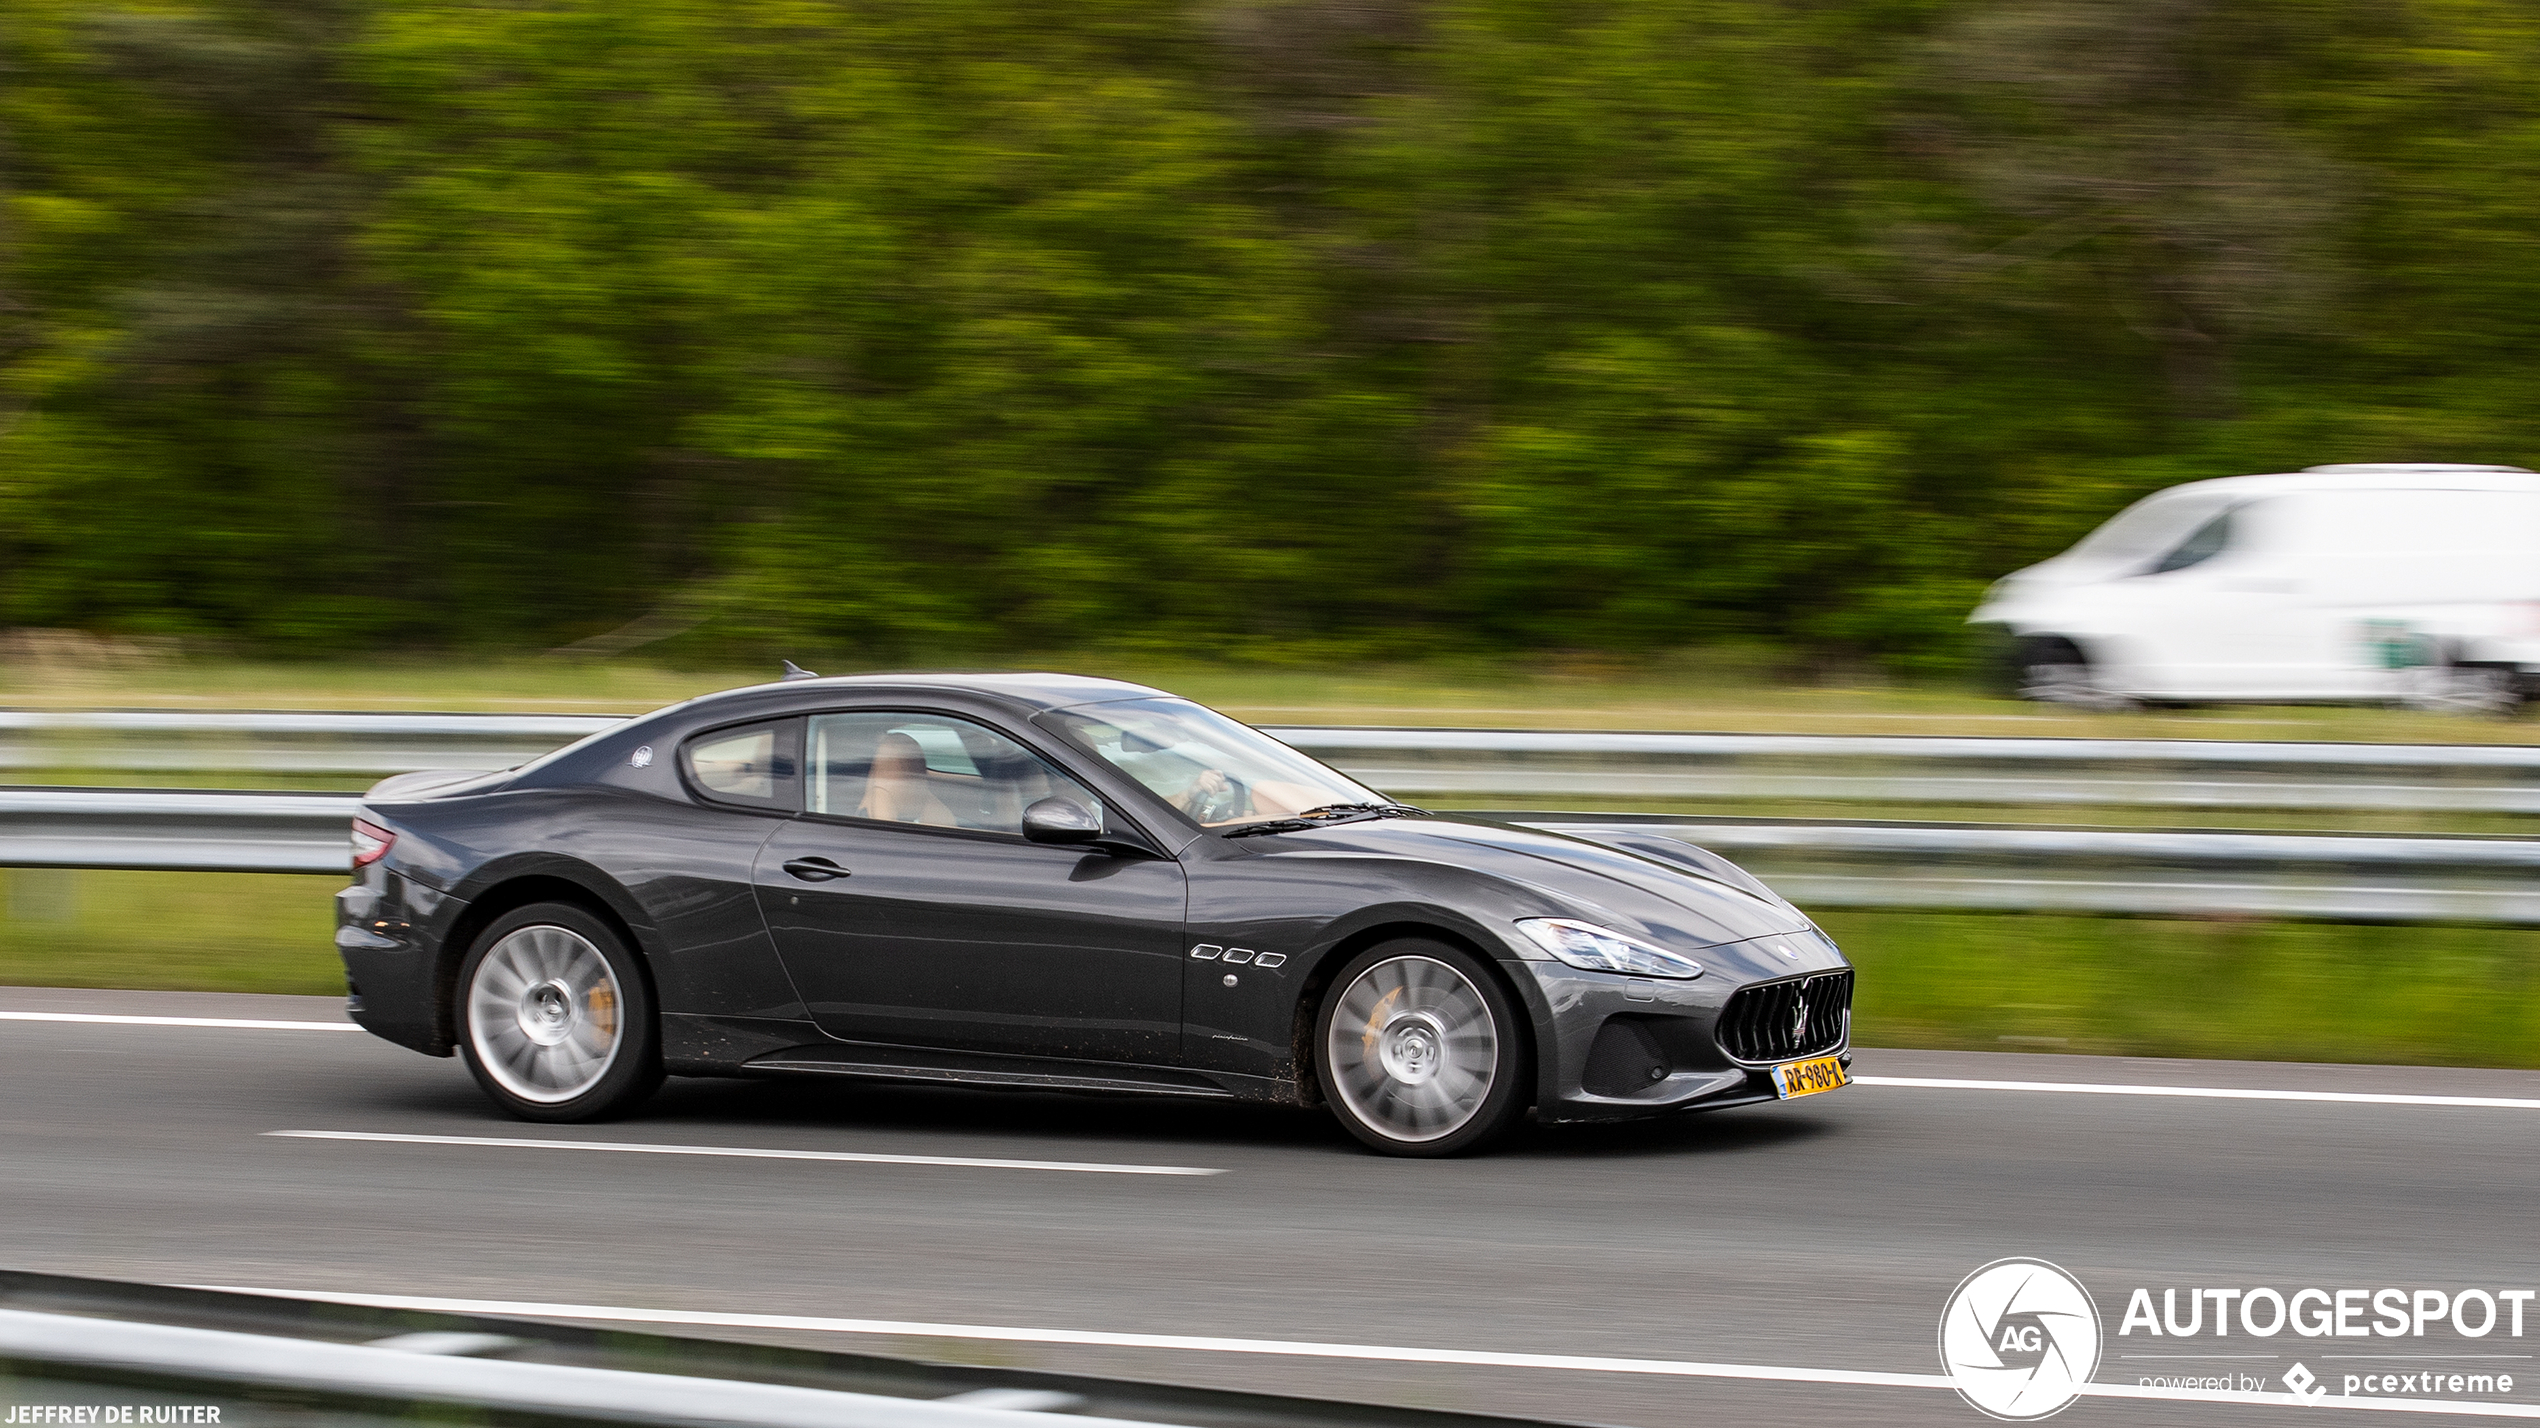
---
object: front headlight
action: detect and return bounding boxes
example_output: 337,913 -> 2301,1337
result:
1515,918 -> 1704,979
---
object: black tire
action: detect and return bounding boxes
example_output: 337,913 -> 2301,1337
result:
1313,938 -> 1531,1157
455,902 -> 662,1123
2012,636 -> 2135,712
2395,658 -> 2526,719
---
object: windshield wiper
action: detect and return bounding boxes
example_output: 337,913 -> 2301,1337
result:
1220,802 -> 1431,838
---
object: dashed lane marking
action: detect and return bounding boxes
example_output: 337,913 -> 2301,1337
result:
266,1129 -> 1227,1177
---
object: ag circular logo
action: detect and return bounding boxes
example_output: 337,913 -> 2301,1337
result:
1938,1258 -> 2103,1420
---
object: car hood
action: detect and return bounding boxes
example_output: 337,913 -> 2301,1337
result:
1269,815 -> 1821,954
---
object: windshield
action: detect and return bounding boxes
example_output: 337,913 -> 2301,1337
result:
2065,492 -> 2235,568
1044,697 -> 1386,828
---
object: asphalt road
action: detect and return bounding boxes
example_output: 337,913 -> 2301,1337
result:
6,985 -> 2539,1428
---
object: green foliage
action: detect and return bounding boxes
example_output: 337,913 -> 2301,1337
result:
0,868 -> 343,993
9,0 -> 2540,663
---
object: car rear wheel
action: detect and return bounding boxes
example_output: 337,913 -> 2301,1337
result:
458,903 -> 661,1122
1315,940 -> 1529,1157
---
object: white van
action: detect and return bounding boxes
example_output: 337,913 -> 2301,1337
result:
1969,464 -> 2540,713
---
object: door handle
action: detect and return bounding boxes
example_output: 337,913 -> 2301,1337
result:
782,856 -> 851,882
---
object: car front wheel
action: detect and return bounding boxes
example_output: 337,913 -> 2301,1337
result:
457,902 -> 662,1122
1315,939 -> 1529,1156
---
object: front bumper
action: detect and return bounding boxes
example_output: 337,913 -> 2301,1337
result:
1517,958 -> 1854,1124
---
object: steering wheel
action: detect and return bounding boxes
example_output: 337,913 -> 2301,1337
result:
1185,769 -> 1248,824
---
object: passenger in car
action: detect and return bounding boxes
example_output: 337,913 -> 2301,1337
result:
857,731 -> 958,826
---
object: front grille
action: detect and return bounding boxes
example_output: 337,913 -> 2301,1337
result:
1716,970 -> 1853,1063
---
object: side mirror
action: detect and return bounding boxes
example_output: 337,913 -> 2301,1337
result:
1021,797 -> 1104,846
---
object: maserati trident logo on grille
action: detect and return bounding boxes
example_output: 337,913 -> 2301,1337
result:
1791,994 -> 1811,1044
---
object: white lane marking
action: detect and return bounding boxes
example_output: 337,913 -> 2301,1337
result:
1857,1075 -> 2540,1111
22,1007 -> 2540,1114
0,1011 -> 363,1032
192,1286 -> 2540,1418
265,1130 -> 1226,1177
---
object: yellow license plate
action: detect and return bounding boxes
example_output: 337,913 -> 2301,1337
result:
1772,1055 -> 1849,1100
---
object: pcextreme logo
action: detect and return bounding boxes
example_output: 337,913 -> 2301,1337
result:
1938,1258 -> 2104,1421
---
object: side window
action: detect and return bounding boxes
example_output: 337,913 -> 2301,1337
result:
806,712 -> 1103,836
684,720 -> 799,811
2150,508 -> 2233,574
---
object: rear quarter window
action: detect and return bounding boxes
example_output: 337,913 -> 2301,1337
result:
683,720 -> 800,811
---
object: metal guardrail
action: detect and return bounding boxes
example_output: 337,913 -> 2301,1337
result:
10,710 -> 2540,813
1512,816 -> 2540,925
3,786 -> 2536,923
0,710 -> 609,775
0,1308 -> 1181,1428
0,1270 -> 1554,1428
1278,728 -> 2540,814
0,787 -> 355,873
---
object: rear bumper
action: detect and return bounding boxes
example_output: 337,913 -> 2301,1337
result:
334,863 -> 465,1057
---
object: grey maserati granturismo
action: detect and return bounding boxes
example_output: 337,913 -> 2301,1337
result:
336,673 -> 1854,1156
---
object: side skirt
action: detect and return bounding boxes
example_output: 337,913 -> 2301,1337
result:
742,1042 -> 1239,1100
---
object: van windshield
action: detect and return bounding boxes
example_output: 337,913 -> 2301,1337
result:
2066,493 -> 2236,569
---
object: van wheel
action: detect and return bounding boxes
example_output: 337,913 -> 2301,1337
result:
2013,638 -> 2136,712
2397,663 -> 2524,718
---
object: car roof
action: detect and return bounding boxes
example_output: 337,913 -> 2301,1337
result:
687,670 -> 1175,715
2149,464 -> 2540,502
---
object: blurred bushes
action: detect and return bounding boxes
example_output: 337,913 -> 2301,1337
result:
7,0 -> 2540,665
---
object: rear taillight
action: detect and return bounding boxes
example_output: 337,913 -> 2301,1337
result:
350,818 -> 397,867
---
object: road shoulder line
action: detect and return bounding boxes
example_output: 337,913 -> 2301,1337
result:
1856,1075 -> 2540,1110
0,1011 -> 361,1031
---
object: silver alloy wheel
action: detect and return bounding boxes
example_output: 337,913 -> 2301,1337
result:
1325,955 -> 1499,1144
465,924 -> 625,1105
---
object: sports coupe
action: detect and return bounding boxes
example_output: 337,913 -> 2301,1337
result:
336,672 -> 1854,1156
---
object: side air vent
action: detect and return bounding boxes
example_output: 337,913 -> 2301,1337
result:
1581,1017 -> 1672,1097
